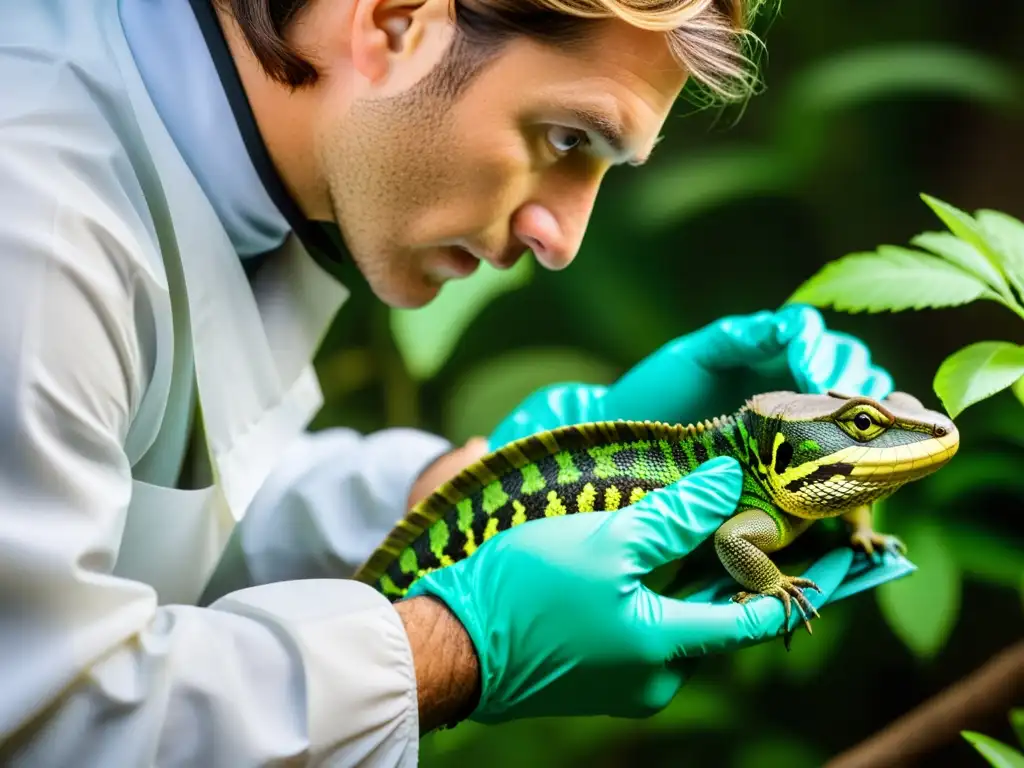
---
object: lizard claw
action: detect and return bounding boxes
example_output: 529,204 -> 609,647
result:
850,529 -> 906,559
732,575 -> 822,651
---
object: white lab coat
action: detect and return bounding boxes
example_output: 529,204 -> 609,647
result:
0,1 -> 452,764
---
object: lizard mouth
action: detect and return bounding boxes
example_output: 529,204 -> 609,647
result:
773,430 -> 960,519
842,429 -> 960,483
778,429 -> 960,495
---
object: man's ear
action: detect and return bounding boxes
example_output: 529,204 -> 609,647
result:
350,0 -> 451,85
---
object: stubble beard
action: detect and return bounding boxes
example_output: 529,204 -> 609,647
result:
316,90 -> 460,308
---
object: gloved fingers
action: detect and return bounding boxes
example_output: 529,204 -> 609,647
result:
828,334 -> 892,398
783,328 -> 826,394
653,548 -> 854,658
604,310 -> 791,421
487,383 -> 609,450
865,368 -> 895,400
787,321 -> 894,399
619,457 -> 743,574
774,303 -> 825,346
828,547 -> 916,603
602,335 -> 714,423
801,331 -> 865,393
690,310 -> 789,369
636,665 -> 688,716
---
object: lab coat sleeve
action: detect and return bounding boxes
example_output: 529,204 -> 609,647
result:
227,425 -> 453,590
0,86 -> 420,766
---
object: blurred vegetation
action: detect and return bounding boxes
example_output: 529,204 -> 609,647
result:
962,708 -> 1024,767
311,0 -> 1024,764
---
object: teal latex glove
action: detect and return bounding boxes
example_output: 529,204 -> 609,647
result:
485,303 -> 910,606
487,303 -> 893,448
406,457 -> 860,724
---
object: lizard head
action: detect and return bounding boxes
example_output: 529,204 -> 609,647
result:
741,389 -> 959,519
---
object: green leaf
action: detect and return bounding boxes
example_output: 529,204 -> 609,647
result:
787,245 -> 999,313
390,257 -> 534,381
781,45 -> 1021,132
922,452 -> 1024,508
781,599 -> 849,683
911,231 -> 1013,299
628,147 -> 797,228
733,735 -> 825,768
1013,376 -> 1024,410
876,518 -> 960,659
933,342 -> 1024,418
1010,709 -> 1024,749
920,194 -> 1008,279
442,347 -> 620,444
977,209 -> 1024,300
962,731 -> 1024,768
776,44 -> 1021,168
939,522 -> 1024,590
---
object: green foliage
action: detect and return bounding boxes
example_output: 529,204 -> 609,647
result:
629,44 -> 1020,229
1012,709 -> 1024,747
309,6 -> 1024,765
731,735 -> 825,768
390,256 -> 534,381
934,342 -> 1024,419
963,732 -> 1024,768
875,519 -> 961,659
789,195 -> 1024,418
962,709 -> 1024,767
442,347 -> 619,443
789,195 -> 1024,658
785,245 -> 1003,313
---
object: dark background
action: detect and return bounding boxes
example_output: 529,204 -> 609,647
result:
311,0 -> 1024,764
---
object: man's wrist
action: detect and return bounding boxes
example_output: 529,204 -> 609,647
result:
406,437 -> 489,509
394,595 -> 481,734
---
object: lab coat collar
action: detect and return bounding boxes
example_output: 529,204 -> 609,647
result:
108,3 -> 349,522
120,0 -> 290,259
187,0 -> 351,283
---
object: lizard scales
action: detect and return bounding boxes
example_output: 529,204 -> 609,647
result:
353,389 -> 959,641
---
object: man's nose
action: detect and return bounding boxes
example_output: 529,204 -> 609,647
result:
511,186 -> 599,271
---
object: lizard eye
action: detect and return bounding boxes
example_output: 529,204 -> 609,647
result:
837,405 -> 890,441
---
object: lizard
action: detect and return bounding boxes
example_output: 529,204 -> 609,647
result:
352,389 -> 959,647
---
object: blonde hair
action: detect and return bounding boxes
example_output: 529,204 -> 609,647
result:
518,0 -> 769,105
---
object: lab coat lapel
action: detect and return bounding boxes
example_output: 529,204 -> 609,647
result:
111,31 -> 348,523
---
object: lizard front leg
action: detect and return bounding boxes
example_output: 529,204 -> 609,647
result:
842,504 -> 906,558
714,508 -> 818,650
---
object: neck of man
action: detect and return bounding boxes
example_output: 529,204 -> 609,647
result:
120,0 -> 348,276
211,1 -> 333,222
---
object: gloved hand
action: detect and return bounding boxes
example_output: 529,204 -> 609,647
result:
405,458 -> 859,725
483,302 -> 910,629
487,303 -> 893,449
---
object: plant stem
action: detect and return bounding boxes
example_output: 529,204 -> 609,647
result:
996,292 -> 1024,323
824,639 -> 1024,767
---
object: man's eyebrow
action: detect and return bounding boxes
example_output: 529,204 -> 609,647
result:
566,106 -> 627,155
562,106 -> 657,166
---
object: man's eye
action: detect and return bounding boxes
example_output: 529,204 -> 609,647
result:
547,126 -> 586,153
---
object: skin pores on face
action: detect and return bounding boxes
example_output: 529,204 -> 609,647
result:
317,8 -> 689,308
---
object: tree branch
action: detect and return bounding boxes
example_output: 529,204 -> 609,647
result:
825,639 -> 1024,768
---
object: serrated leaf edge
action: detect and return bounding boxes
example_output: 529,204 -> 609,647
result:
921,194 -> 1024,314
788,247 -> 1000,314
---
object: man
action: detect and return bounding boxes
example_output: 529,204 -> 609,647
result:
0,0 -> 904,765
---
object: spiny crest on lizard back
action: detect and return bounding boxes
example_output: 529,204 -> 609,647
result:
740,390 -> 960,520
350,417 -> 747,596
351,389 -> 961,599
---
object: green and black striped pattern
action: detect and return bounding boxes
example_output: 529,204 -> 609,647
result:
353,413 -> 774,599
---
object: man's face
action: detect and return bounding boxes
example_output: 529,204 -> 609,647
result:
315,16 -> 687,308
